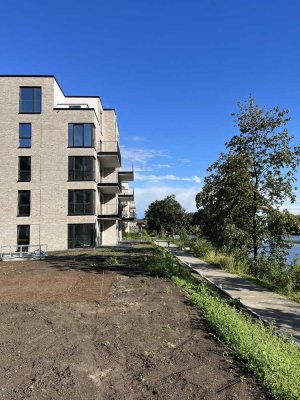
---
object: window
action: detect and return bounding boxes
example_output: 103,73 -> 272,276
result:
17,225 -> 30,251
68,190 -> 94,215
68,123 -> 93,147
18,157 -> 31,182
68,156 -> 94,181
18,190 -> 30,216
68,224 -> 95,248
19,123 -> 31,148
19,87 -> 41,113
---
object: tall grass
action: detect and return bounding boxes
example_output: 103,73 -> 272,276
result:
123,230 -> 152,241
189,238 -> 300,302
173,277 -> 300,400
143,244 -> 300,400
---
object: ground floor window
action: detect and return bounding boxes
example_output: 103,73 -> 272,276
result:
68,224 -> 95,248
17,225 -> 30,251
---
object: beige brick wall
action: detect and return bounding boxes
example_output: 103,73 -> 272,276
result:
0,76 -> 123,251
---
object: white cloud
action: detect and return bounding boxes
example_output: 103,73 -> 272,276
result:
130,135 -> 149,143
153,163 -> 172,169
283,192 -> 300,215
135,173 -> 201,183
178,157 -> 192,166
135,185 -> 201,217
121,146 -> 169,165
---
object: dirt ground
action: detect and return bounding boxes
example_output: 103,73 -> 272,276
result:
0,246 -> 269,400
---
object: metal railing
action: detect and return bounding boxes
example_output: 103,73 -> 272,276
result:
122,210 -> 136,219
56,103 -> 90,109
0,244 -> 48,260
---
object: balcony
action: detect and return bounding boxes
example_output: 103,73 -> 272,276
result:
118,167 -> 134,182
97,141 -> 121,168
98,204 -> 120,220
98,172 -> 121,194
118,188 -> 134,202
121,209 -> 136,221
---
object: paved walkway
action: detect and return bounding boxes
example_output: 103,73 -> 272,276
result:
156,241 -> 300,343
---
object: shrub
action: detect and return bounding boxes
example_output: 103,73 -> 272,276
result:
190,238 -> 214,258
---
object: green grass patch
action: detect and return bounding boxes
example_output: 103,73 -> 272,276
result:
143,244 -> 300,400
188,238 -> 300,303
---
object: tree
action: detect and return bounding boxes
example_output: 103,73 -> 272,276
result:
145,195 -> 185,235
196,97 -> 300,268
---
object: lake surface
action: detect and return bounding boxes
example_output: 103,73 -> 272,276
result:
288,235 -> 300,263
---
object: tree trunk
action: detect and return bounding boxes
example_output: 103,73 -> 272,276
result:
252,180 -> 258,274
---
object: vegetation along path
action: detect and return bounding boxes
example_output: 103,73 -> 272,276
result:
157,241 -> 300,343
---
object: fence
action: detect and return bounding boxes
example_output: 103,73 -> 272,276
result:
0,244 -> 48,260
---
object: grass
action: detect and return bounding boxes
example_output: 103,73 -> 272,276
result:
142,244 -> 300,400
107,256 -> 119,265
187,238 -> 300,303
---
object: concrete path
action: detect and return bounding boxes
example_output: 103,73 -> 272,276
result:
156,241 -> 300,343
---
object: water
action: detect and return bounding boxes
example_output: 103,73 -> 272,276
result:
288,235 -> 300,263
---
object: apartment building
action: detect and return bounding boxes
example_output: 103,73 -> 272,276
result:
0,75 -> 135,252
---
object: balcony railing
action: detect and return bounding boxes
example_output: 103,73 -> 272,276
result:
99,204 -> 119,216
119,188 -> 134,201
122,209 -> 136,220
120,188 -> 134,196
97,141 -> 121,166
118,167 -> 134,182
98,141 -> 120,153
0,244 -> 48,260
56,103 -> 90,109
98,172 -> 121,193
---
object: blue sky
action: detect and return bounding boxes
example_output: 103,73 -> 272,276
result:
1,0 -> 300,217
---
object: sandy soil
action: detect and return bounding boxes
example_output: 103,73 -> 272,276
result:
0,246 -> 269,399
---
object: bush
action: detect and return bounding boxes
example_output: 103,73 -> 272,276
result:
143,246 -> 189,280
288,262 -> 300,291
190,238 -> 214,258
123,231 -> 151,241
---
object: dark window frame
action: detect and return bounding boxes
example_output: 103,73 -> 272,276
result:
17,225 -> 30,251
68,223 -> 95,249
18,156 -> 31,182
68,189 -> 95,216
19,123 -> 32,148
19,86 -> 42,114
68,156 -> 95,181
17,190 -> 31,217
68,123 -> 94,148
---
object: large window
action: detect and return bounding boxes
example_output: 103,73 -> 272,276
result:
18,190 -> 30,216
19,87 -> 41,113
68,190 -> 94,215
68,224 -> 95,248
17,225 -> 30,251
18,157 -> 31,182
68,156 -> 94,181
19,123 -> 31,148
68,123 -> 93,147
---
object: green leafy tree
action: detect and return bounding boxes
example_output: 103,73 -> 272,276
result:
196,97 -> 300,269
145,195 -> 185,235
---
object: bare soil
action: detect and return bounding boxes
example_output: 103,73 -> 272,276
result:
0,246 -> 269,400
